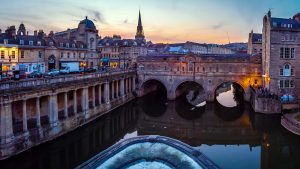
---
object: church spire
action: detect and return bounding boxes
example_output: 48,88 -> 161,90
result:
135,10 -> 145,40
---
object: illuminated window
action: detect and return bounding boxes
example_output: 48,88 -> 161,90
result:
11,51 -> 15,59
37,41 -> 42,46
29,41 -> 33,45
1,51 -> 4,59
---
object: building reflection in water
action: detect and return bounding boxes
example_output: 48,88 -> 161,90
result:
1,89 -> 300,169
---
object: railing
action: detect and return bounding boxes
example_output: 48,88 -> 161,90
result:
0,70 -> 135,90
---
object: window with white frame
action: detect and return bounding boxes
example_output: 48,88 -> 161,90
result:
280,47 -> 295,59
29,41 -> 33,45
20,40 -> 24,45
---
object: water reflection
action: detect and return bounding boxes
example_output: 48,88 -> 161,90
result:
1,91 -> 300,169
216,83 -> 244,107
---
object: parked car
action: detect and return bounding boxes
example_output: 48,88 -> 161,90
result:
47,69 -> 60,76
27,71 -> 44,78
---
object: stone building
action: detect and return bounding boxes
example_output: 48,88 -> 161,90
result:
98,11 -> 147,69
0,22 -> 89,73
0,25 -> 46,74
262,11 -> 300,99
248,31 -> 262,54
54,17 -> 99,68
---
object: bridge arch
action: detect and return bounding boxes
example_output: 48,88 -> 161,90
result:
214,81 -> 246,107
138,78 -> 168,98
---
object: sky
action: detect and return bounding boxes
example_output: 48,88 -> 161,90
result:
0,0 -> 300,44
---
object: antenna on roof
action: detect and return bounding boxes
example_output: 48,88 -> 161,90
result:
227,32 -> 231,44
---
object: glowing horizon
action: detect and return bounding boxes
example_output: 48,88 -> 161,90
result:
0,0 -> 300,44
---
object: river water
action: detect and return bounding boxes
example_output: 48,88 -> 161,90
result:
1,83 -> 300,169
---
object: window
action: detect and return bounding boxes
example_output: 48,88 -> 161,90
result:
60,43 -> 63,47
20,40 -> 24,45
177,66 -> 179,71
4,39 -> 8,45
72,44 -> 76,48
290,80 -> 295,88
21,50 -> 25,58
285,80 -> 290,88
49,41 -> 54,46
280,68 -> 283,76
29,41 -> 33,45
280,48 -> 284,58
291,48 -> 295,58
61,52 -> 63,58
283,64 -> 292,76
66,43 -> 69,48
285,48 -> 290,58
37,41 -> 41,46
67,52 -> 70,58
280,80 -> 284,88
73,52 -> 76,58
11,51 -> 15,59
38,51 -> 42,58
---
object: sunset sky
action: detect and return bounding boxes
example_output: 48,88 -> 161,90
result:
1,0 -> 300,44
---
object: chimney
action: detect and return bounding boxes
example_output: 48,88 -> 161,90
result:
0,29 -> 2,34
38,30 -> 45,38
34,30 -> 38,36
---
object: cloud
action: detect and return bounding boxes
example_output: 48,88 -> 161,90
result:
80,7 -> 106,24
211,23 -> 224,30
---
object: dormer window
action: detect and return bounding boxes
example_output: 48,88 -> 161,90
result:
80,44 -> 84,48
20,40 -> 24,45
29,41 -> 33,45
4,39 -> 8,45
60,43 -> 63,47
72,44 -> 76,48
49,41 -> 54,46
66,43 -> 69,48
37,41 -> 41,46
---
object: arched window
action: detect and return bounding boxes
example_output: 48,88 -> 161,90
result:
282,64 -> 293,76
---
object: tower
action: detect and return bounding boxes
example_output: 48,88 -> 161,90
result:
135,10 -> 145,41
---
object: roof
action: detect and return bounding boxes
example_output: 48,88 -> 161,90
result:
98,37 -> 146,47
252,33 -> 262,43
79,17 -> 96,30
271,17 -> 300,29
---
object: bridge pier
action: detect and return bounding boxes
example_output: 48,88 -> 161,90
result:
167,90 -> 176,100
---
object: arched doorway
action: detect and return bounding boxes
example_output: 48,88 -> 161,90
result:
175,81 -> 206,106
48,55 -> 56,71
215,82 -> 245,108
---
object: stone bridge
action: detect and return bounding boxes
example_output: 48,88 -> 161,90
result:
136,53 -> 262,102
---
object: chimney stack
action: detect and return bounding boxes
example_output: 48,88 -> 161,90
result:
34,30 -> 38,36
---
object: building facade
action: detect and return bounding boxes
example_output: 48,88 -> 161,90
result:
98,11 -> 147,69
54,17 -> 99,68
248,31 -> 262,55
262,11 -> 300,99
0,22 -> 89,74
